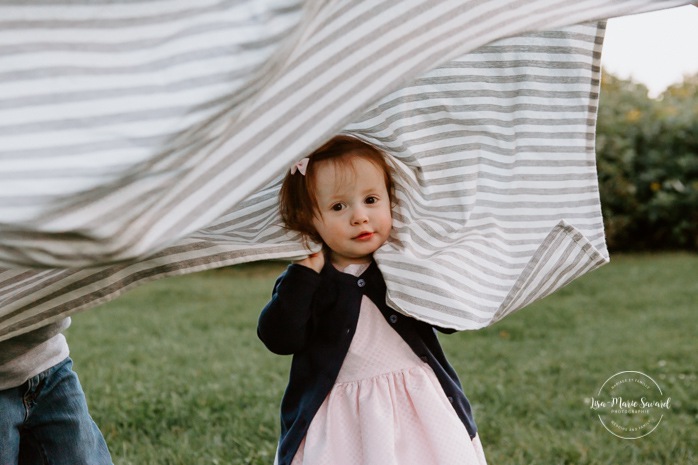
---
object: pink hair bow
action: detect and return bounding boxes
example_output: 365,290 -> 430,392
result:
290,158 -> 309,175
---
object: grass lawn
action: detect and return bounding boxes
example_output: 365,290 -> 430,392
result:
67,253 -> 698,465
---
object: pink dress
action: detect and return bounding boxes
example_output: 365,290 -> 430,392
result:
284,263 -> 487,465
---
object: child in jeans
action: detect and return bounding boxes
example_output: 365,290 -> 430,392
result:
0,317 -> 112,464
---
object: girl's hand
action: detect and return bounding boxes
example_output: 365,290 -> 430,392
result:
294,252 -> 324,273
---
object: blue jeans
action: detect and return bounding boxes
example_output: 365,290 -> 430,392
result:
0,357 -> 112,465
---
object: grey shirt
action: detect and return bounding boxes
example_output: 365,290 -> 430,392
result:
0,318 -> 70,390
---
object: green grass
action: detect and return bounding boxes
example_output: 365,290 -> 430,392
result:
67,254 -> 698,465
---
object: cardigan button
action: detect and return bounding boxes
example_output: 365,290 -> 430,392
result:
357,278 -> 366,287
389,314 -> 398,324
447,396 -> 454,404
420,355 -> 428,363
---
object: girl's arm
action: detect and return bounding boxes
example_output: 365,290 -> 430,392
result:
434,326 -> 457,335
294,251 -> 324,273
257,264 -> 321,355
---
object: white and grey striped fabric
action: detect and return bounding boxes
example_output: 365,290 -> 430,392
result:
0,0 -> 694,340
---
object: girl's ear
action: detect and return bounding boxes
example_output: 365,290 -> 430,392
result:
301,232 -> 324,253
302,234 -> 312,252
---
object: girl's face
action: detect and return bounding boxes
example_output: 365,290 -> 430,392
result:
311,155 -> 393,269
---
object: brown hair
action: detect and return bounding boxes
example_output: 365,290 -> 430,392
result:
279,135 -> 394,245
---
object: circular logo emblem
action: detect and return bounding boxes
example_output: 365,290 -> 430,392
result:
590,371 -> 671,439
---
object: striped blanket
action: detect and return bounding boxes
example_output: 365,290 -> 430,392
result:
0,0 -> 693,340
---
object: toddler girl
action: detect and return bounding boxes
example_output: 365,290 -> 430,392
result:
258,135 -> 487,465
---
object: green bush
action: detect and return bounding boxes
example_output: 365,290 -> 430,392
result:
596,72 -> 698,251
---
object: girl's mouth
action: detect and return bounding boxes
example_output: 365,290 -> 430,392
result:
355,232 -> 373,241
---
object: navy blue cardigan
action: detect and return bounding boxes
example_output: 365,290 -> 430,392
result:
258,260 -> 477,465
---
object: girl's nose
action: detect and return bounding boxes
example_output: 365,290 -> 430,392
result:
351,208 -> 369,225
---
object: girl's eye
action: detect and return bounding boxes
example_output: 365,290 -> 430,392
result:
331,203 -> 345,211
365,196 -> 378,204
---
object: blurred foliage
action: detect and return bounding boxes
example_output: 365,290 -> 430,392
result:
596,70 -> 698,251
